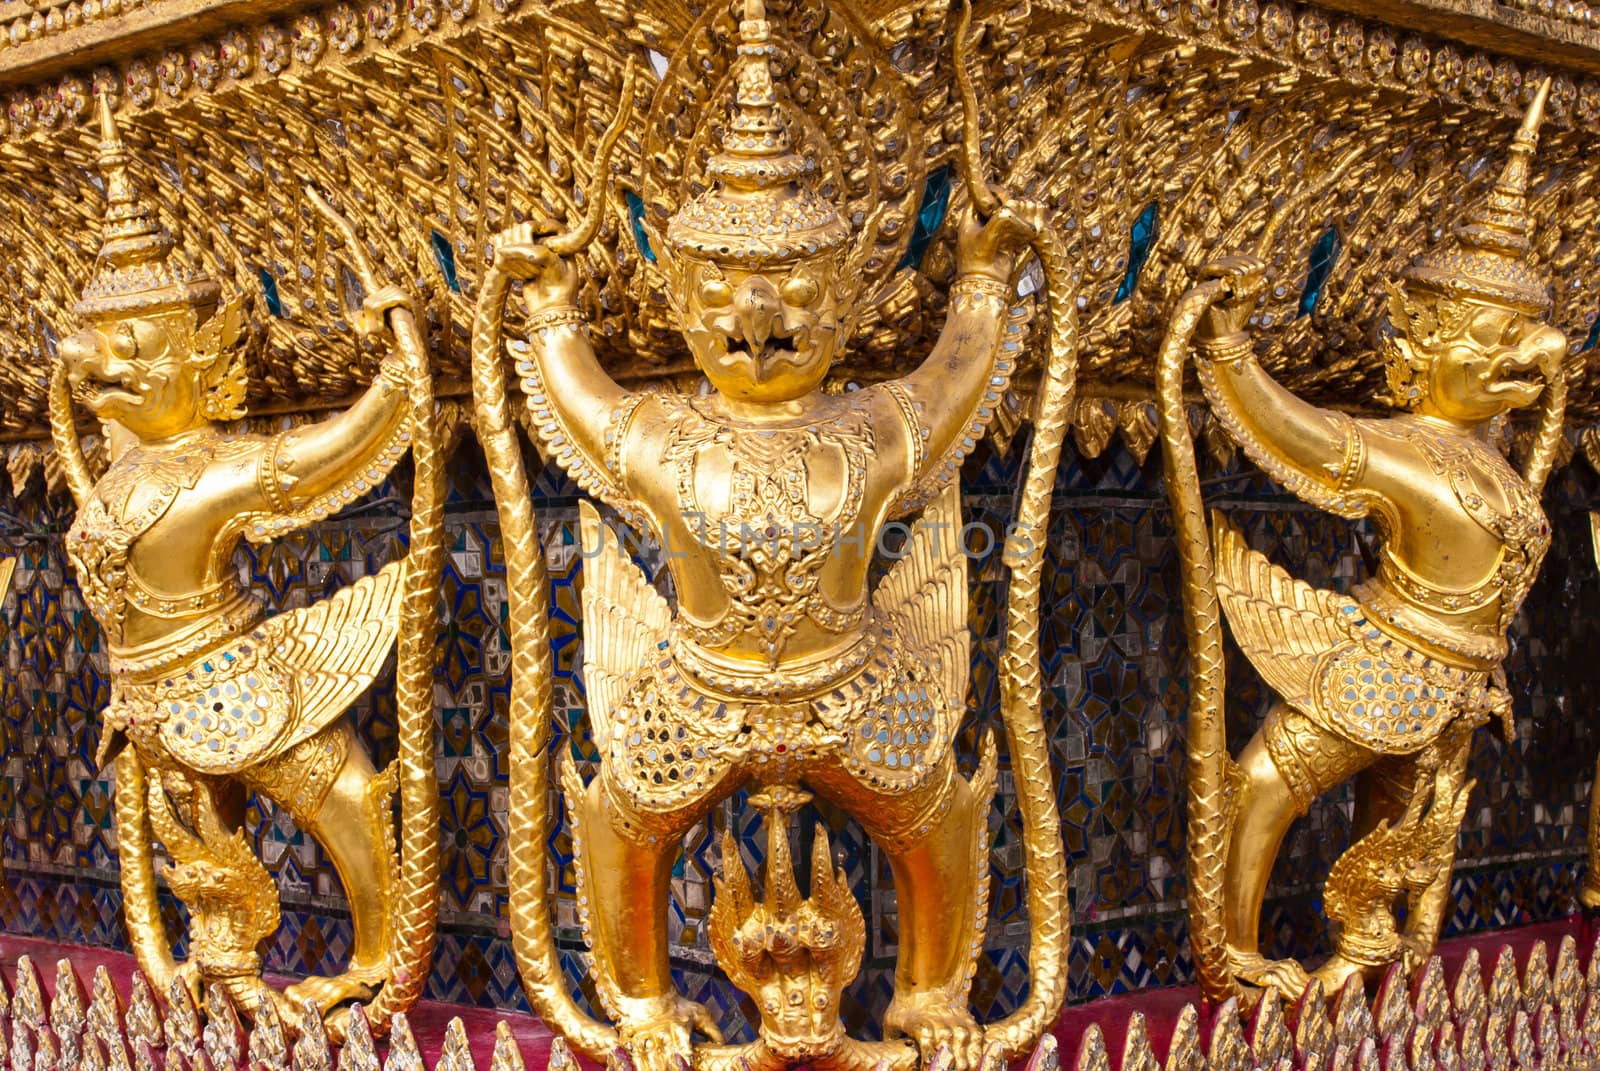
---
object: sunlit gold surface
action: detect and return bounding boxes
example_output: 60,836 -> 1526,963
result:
469,2 -> 1073,1067
1162,84 -> 1568,1004
3,0 -> 1600,1048
48,99 -> 444,1034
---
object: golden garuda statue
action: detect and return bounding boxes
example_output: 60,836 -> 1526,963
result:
471,2 -> 1078,1068
47,98 -> 446,1035
1156,79 -> 1569,1004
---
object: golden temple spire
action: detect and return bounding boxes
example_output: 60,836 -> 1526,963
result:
712,0 -> 803,188
664,0 -> 849,264
1403,78 -> 1553,315
76,93 -> 218,319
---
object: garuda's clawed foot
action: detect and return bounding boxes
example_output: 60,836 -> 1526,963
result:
885,992 -> 984,1070
1227,947 -> 1312,1003
615,993 -> 725,1071
1311,952 -> 1380,999
283,961 -> 387,1015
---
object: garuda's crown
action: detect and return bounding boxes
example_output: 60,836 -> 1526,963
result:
665,0 -> 850,265
1403,78 -> 1552,317
76,95 -> 219,320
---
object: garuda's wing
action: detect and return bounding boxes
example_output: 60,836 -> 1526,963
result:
148,560 -> 408,776
578,501 -> 671,751
1210,511 -> 1349,708
267,559 -> 408,750
872,481 -> 969,714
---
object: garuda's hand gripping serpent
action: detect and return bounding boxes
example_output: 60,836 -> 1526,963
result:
471,2 -> 1080,1069
48,97 -> 445,1036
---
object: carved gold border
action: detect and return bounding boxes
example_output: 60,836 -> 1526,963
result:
1,0 -> 1600,144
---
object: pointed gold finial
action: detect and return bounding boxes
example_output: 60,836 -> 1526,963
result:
749,784 -> 810,915
722,0 -> 787,165
75,93 -> 218,320
664,0 -> 849,264
1403,78 -> 1553,315
90,92 -> 170,271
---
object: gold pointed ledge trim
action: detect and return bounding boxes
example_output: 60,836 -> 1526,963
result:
0,1 -> 319,87
5,934 -> 1600,1071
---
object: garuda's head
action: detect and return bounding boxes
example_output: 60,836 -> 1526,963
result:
61,97 -> 244,441
1382,79 -> 1564,425
657,0 -> 874,405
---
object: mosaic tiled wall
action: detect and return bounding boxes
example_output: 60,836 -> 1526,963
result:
0,427 -> 1595,1040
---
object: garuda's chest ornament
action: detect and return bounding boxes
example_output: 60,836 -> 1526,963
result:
472,2 -> 1079,1068
660,399 -> 875,660
1156,80 -> 1566,1005
50,98 -> 445,1038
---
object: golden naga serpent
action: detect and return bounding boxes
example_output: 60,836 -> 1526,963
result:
309,192 -> 448,1036
952,0 -> 1078,1058
1158,230 -> 1570,1007
53,192 -> 447,1040
473,59 -> 638,1064
479,6 -> 1079,1062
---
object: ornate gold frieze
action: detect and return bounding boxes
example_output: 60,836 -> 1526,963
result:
0,0 -> 1599,459
0,1 -> 319,85
4,0 -> 1600,1050
1,0 -> 1600,133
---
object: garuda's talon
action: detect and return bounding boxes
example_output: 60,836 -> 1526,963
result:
884,995 -> 986,1071
1227,949 -> 1313,1004
614,997 -> 721,1071
283,963 -> 387,1015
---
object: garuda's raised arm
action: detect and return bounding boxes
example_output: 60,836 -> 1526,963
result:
469,70 -> 639,513
885,203 -> 1039,513
250,285 -> 418,524
473,225 -> 632,505
1188,256 -> 1374,519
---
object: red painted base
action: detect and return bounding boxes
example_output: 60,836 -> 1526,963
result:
0,919 -> 1585,1070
